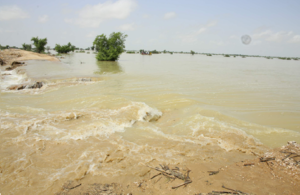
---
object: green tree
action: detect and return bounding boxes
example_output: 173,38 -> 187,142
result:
91,46 -> 95,50
93,32 -> 127,61
55,42 -> 75,53
22,43 -> 32,51
31,37 -> 47,53
191,50 -> 195,55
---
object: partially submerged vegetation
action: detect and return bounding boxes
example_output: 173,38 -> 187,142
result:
55,42 -> 76,54
120,49 -> 299,60
93,32 -> 127,61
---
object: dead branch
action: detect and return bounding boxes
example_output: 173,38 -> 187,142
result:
222,185 -> 248,195
171,180 -> 192,189
151,173 -> 162,179
212,191 -> 240,194
243,163 -> 254,166
69,183 -> 81,190
260,157 -> 275,162
147,164 -> 192,189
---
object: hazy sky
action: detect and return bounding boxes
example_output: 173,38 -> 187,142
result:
1,0 -> 300,57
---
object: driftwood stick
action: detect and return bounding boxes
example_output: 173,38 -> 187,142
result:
151,173 -> 162,179
212,191 -> 239,194
282,153 -> 294,161
222,185 -> 237,192
222,185 -> 247,194
147,165 -> 171,175
243,163 -> 255,166
154,176 -> 162,184
69,183 -> 81,190
260,157 -> 275,162
171,180 -> 192,189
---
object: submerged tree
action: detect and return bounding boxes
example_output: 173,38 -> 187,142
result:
191,50 -> 195,55
93,32 -> 127,61
31,37 -> 47,53
55,42 -> 75,53
22,43 -> 32,51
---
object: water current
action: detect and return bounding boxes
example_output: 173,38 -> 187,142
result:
1,52 -> 300,194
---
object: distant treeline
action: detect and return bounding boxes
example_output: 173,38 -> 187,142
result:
0,43 -> 299,60
123,49 -> 299,60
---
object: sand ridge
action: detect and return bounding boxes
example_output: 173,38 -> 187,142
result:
0,49 -> 59,67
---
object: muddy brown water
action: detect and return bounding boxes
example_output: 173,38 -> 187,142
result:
0,52 -> 300,194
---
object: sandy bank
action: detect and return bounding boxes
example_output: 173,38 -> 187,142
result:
53,141 -> 300,195
0,49 -> 59,67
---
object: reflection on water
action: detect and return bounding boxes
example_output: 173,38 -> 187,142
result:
95,61 -> 123,74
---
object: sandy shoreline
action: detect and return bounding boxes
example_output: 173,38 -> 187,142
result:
0,49 -> 101,92
50,141 -> 300,195
0,49 -> 59,66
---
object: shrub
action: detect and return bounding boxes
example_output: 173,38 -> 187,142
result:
93,32 -> 127,61
55,42 -> 75,53
31,37 -> 47,53
22,43 -> 32,51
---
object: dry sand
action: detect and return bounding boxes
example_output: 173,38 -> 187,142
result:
0,49 -> 58,67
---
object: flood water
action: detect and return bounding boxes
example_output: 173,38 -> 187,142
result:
1,52 -> 300,194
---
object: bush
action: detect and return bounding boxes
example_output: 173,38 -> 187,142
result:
93,32 -> 127,61
191,50 -> 195,55
55,42 -> 75,53
151,50 -> 160,54
0,44 -> 9,50
22,43 -> 32,51
31,37 -> 47,53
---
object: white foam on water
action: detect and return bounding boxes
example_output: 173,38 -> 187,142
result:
2,102 -> 163,142
0,69 -> 30,90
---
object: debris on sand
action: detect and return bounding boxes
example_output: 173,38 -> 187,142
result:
147,164 -> 192,189
56,181 -> 129,195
